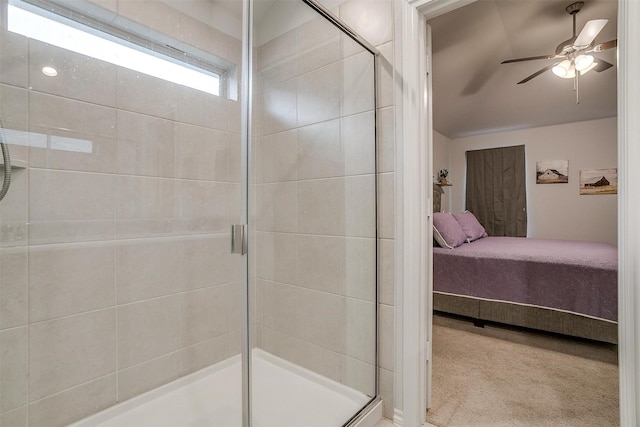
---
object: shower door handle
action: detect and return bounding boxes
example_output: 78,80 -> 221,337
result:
230,224 -> 247,255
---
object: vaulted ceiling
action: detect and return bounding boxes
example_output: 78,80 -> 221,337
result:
429,0 -> 618,139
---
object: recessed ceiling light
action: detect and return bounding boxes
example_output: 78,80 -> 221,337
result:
41,66 -> 58,77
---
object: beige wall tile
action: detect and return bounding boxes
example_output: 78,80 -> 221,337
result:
175,124 -> 228,181
179,15 -> 227,59
29,309 -> 116,400
116,111 -> 177,178
116,176 -> 177,225
298,175 -> 375,237
116,238 -> 181,303
377,106 -> 395,173
226,182 -> 242,225
259,130 -> 298,183
117,0 -> 181,41
343,355 -> 375,396
297,178 -> 345,235
257,80 -> 297,136
378,239 -> 395,306
27,91 -> 118,174
27,130 -> 117,175
339,0 -> 393,50
228,132 -> 242,183
0,327 -> 28,412
181,235 -> 240,291
342,52 -> 375,117
377,42 -> 395,108
28,41 -> 117,107
28,375 -> 117,427
258,326 -> 343,385
29,169 -> 116,222
0,167 -> 27,247
0,84 -> 28,128
297,119 -> 342,180
0,33 -> 28,88
297,62 -> 341,127
0,248 -> 27,329
342,111 -> 375,176
117,352 -> 181,402
256,232 -> 298,285
116,68 -> 179,120
379,367 -> 394,419
226,281 -> 243,333
29,243 -> 115,322
256,182 -> 297,233
181,285 -> 228,346
180,334 -> 229,375
296,15 -> 341,75
227,329 -> 242,358
257,30 -> 296,71
257,59 -> 297,92
345,298 -> 376,364
178,180 -> 228,223
378,304 -> 394,371
261,281 -> 304,341
0,406 -> 27,427
378,173 -> 395,239
29,92 -> 116,138
298,235 -> 375,301
227,35 -> 243,68
28,221 -> 116,246
117,296 -> 180,369
176,85 -> 229,131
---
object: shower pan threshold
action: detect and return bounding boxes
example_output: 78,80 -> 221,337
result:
71,349 -> 377,427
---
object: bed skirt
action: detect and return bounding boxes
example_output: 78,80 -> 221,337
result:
434,292 -> 618,344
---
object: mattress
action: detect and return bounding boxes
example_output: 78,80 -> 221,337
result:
433,237 -> 618,322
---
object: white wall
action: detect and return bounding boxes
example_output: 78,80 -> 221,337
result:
433,130 -> 451,212
447,117 -> 617,245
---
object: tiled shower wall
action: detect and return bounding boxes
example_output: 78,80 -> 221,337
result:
253,0 -> 396,418
0,1 -> 243,425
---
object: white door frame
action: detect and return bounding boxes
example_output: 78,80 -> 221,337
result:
397,0 -> 640,426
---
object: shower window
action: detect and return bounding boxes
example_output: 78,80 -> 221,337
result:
7,0 -> 230,96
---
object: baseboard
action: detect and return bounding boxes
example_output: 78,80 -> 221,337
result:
393,409 -> 403,426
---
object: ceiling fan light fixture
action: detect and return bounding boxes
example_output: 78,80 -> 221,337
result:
552,60 -> 571,77
575,54 -> 595,71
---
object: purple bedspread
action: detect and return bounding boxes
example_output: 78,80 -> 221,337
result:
433,237 -> 618,321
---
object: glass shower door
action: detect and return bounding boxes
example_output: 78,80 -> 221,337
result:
250,1 -> 378,425
0,0 -> 245,425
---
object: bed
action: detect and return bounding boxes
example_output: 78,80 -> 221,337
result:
433,236 -> 618,344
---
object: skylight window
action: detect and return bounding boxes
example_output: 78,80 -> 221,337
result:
8,2 -> 221,96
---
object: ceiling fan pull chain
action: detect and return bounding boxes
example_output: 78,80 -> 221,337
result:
575,71 -> 580,104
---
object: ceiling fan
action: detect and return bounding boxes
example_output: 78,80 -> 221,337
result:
501,1 -> 617,103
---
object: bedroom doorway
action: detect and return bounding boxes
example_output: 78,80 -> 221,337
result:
405,0 -> 637,424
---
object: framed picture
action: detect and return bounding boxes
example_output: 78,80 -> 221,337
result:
536,160 -> 568,184
580,168 -> 618,195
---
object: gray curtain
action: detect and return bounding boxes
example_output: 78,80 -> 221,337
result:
465,145 -> 527,237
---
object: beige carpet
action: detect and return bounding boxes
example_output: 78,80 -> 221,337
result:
427,314 -> 619,427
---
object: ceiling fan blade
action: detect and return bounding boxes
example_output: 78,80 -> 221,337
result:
574,19 -> 609,48
501,55 -> 556,64
517,65 -> 554,84
592,39 -> 617,52
593,59 -> 614,72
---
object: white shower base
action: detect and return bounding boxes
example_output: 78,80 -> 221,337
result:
71,349 -> 377,427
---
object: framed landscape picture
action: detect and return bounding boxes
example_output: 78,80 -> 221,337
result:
580,168 -> 618,195
536,160 -> 568,184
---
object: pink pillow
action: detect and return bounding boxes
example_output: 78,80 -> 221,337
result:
433,212 -> 468,249
452,210 -> 488,242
